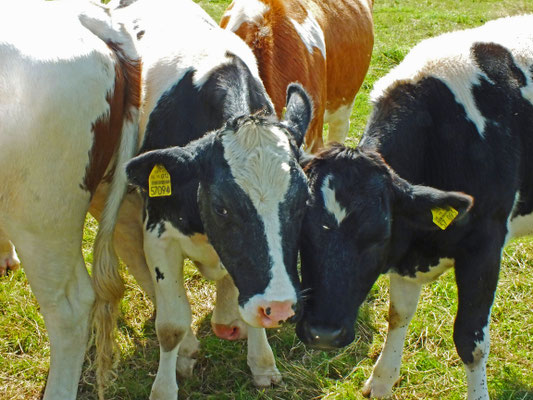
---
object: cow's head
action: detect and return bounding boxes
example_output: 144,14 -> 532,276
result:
126,84 -> 312,329
296,144 -> 473,349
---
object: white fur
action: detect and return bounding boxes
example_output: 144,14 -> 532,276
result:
222,123 -> 298,326
0,1 -> 138,398
325,100 -> 356,144
363,274 -> 422,398
290,11 -> 326,59
465,322 -> 491,400
113,0 -> 262,141
506,192 -> 533,242
371,15 -> 533,138
401,257 -> 454,284
222,0 -> 270,33
321,174 -> 347,226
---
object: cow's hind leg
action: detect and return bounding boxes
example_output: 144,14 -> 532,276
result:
0,226 -> 20,276
454,234 -> 502,400
362,273 -> 422,398
14,230 -> 94,400
325,99 -> 355,145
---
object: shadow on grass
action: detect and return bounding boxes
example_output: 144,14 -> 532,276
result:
76,301 -> 376,400
492,376 -> 533,400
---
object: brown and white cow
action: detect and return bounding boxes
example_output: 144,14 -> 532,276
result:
220,0 -> 374,153
0,1 -> 141,399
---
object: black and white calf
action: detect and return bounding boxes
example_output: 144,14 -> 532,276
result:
92,0 -> 312,398
296,15 -> 533,399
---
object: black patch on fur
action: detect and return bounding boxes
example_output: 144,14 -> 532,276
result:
155,267 -> 165,282
298,37 -> 533,363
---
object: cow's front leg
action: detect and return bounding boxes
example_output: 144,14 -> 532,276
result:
454,244 -> 501,400
0,227 -> 20,276
362,273 -> 422,398
144,228 -> 191,400
247,327 -> 282,387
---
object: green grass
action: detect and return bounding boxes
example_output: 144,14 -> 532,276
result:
1,0 -> 533,399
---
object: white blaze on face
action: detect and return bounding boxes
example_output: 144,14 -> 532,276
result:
290,11 -> 326,59
222,0 -> 270,33
321,175 -> 347,226
221,121 -> 297,325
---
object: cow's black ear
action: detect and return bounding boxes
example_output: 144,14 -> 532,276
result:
393,177 -> 474,231
282,83 -> 313,148
125,146 -> 198,192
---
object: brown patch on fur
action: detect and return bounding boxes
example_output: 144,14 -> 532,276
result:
220,0 -> 374,153
158,323 -> 185,352
388,302 -> 402,330
83,41 -> 142,193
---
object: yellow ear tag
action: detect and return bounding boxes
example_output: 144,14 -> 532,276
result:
148,164 -> 172,197
431,207 -> 459,230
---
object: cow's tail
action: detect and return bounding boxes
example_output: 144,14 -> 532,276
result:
92,113 -> 140,399
82,7 -> 143,399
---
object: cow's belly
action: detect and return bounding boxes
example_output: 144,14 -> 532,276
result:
507,211 -> 533,242
160,221 -> 226,281
399,257 -> 454,285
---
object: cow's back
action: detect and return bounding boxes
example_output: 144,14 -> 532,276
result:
114,0 -> 263,144
0,1 -> 120,227
221,0 -> 374,151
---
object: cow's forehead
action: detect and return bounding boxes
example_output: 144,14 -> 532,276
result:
220,121 -> 295,210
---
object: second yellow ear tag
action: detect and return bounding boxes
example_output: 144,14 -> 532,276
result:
431,207 -> 458,230
148,164 -> 172,197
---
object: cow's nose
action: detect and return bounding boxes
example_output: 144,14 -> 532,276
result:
257,300 -> 295,328
211,323 -> 246,340
296,320 -> 351,350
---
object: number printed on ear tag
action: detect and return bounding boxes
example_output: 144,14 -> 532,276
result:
431,207 -> 458,230
148,164 -> 172,197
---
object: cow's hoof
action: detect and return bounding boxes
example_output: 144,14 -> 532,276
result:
252,368 -> 282,387
362,376 -> 394,398
149,385 -> 178,400
176,355 -> 197,378
0,250 -> 20,277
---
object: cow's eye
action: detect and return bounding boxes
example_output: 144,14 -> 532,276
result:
215,206 -> 228,217
322,224 -> 332,231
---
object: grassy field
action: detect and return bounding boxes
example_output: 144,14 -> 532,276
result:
1,0 -> 533,399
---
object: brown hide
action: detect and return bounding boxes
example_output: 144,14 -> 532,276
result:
83,42 -> 142,194
221,0 -> 374,153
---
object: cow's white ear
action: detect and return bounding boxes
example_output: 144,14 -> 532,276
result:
393,177 -> 474,231
125,147 -> 197,192
282,83 -> 313,148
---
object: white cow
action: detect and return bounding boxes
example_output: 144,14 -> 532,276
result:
0,1 -> 141,398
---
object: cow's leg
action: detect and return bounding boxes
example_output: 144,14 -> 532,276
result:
90,184 -> 155,301
325,98 -> 356,145
305,113 -> 326,154
454,239 -> 501,400
144,229 -> 191,400
211,273 -> 248,340
15,230 -> 94,400
0,226 -> 20,276
176,325 -> 199,378
247,326 -> 281,387
211,274 -> 279,386
362,273 -> 422,398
